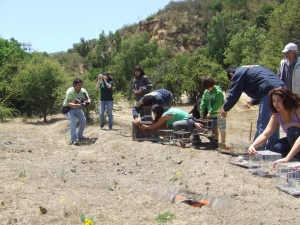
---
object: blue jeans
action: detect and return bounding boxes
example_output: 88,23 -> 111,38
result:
172,119 -> 199,141
100,101 -> 113,128
254,94 -> 279,150
270,126 -> 300,160
67,108 -> 86,142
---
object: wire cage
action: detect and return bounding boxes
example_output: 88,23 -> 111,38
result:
132,121 -> 159,141
157,129 -> 174,144
173,130 -> 191,147
194,119 -> 214,137
219,101 -> 258,154
249,150 -> 282,177
275,162 -> 300,196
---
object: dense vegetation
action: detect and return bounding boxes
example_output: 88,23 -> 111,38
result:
1,0 -> 299,122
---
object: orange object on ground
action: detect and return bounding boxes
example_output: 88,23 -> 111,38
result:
175,195 -> 210,208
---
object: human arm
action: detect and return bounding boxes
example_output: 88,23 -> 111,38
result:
139,114 -> 174,130
248,115 -> 279,156
96,74 -> 102,88
272,137 -> 300,167
102,76 -> 112,89
223,70 -> 246,112
67,99 -> 82,109
132,99 -> 143,124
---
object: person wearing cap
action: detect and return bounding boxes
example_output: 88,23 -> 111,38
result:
221,65 -> 285,150
96,72 -> 114,130
278,43 -> 300,94
133,65 -> 153,121
132,89 -> 173,125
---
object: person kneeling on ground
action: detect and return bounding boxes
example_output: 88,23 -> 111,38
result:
139,104 -> 202,137
132,89 -> 173,125
247,87 -> 300,167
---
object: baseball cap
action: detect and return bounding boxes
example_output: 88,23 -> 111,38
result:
282,43 -> 298,53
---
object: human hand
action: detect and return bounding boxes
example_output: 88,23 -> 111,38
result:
139,124 -> 149,130
194,122 -> 203,130
81,101 -> 90,108
221,110 -> 227,118
206,113 -> 211,119
272,158 -> 289,168
244,100 -> 252,109
290,164 -> 300,169
135,89 -> 143,95
133,118 -> 140,125
247,145 -> 257,156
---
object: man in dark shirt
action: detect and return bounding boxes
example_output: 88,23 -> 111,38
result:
133,66 -> 152,121
221,65 -> 285,150
132,89 -> 173,125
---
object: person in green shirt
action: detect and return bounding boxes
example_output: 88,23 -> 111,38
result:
63,78 -> 91,145
139,104 -> 202,132
200,76 -> 226,147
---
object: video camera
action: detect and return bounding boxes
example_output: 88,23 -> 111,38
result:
75,93 -> 90,108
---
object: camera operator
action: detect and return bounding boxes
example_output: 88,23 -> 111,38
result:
63,78 -> 91,145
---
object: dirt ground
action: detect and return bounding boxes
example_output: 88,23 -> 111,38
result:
0,100 -> 300,225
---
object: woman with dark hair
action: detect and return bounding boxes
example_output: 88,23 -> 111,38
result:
133,65 -> 152,121
96,72 -> 114,130
247,86 -> 300,167
140,105 -> 203,133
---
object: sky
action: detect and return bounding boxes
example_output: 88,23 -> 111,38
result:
0,0 -> 172,53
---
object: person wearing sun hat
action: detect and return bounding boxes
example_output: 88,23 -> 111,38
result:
278,42 -> 300,94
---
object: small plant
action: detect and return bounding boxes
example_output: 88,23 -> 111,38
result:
155,211 -> 175,223
18,169 -> 26,178
223,170 -> 227,178
187,149 -> 195,158
205,182 -> 210,195
71,165 -> 77,173
170,171 -> 181,183
60,168 -> 66,183
112,179 -> 118,188
80,213 -> 94,225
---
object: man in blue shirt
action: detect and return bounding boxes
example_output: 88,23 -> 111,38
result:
221,65 -> 285,150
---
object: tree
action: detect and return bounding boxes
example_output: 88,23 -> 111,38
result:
73,37 -> 90,59
205,11 -> 247,66
260,0 -> 300,72
224,26 -> 267,65
14,53 -> 67,122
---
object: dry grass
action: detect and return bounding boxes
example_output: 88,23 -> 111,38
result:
0,100 -> 299,225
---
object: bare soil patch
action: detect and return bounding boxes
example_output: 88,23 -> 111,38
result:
0,101 -> 299,225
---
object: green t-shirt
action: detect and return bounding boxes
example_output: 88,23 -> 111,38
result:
100,81 -> 114,101
63,87 -> 89,106
163,108 -> 189,125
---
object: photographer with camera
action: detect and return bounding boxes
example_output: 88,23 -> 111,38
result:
63,78 -> 91,145
96,72 -> 114,130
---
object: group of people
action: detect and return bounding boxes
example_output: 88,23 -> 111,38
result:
62,42 -> 300,169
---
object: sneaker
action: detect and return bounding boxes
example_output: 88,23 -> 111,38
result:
78,136 -> 87,142
69,141 -> 79,146
109,127 -> 113,130
100,126 -> 104,130
187,141 -> 202,147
